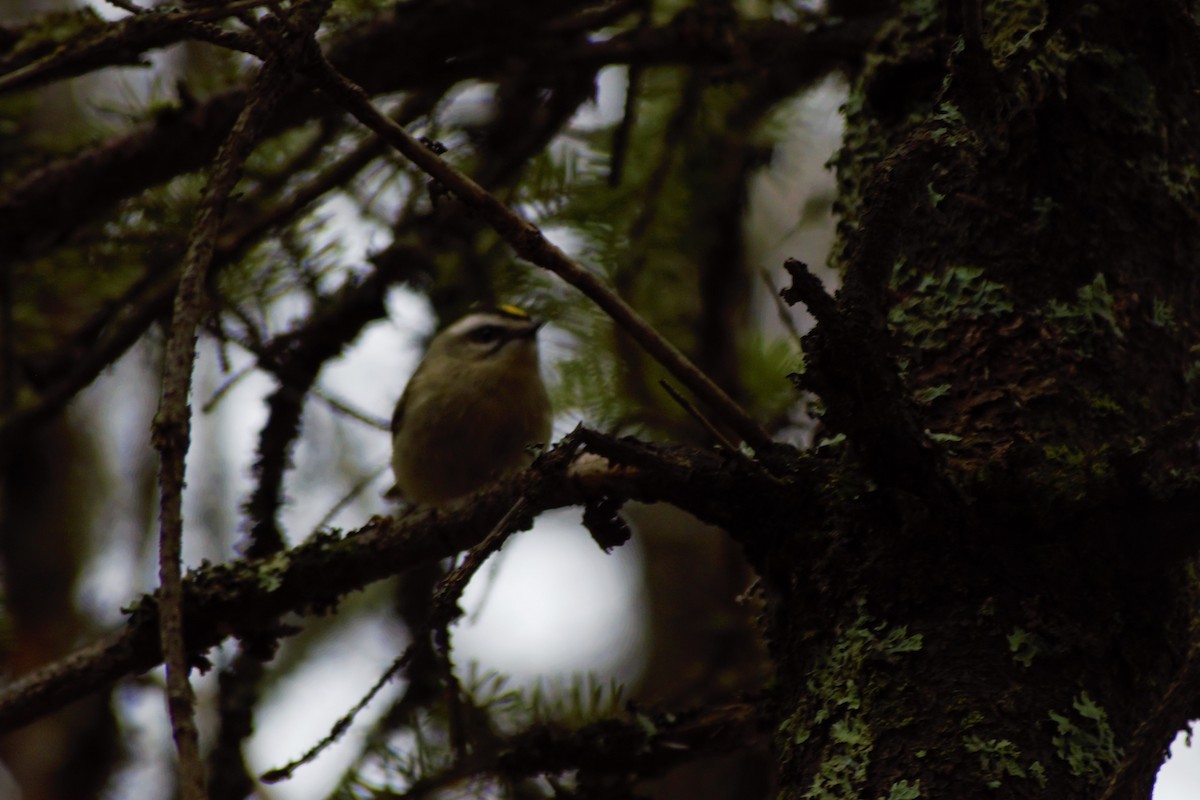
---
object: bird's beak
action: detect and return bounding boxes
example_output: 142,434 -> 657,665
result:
515,319 -> 544,340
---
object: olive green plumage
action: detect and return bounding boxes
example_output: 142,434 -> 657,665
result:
390,307 -> 553,508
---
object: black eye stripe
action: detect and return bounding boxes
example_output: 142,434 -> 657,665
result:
468,325 -> 505,344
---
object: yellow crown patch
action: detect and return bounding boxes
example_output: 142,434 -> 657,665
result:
496,304 -> 530,319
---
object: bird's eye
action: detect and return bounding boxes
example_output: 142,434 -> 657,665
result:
468,325 -> 503,344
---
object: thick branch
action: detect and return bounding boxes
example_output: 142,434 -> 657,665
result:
0,433 -> 793,733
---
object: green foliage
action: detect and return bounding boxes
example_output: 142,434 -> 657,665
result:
738,331 -> 803,424
550,310 -> 627,430
325,0 -> 398,31
5,8 -> 103,63
517,66 -> 800,437
521,672 -> 627,728
334,667 -> 626,798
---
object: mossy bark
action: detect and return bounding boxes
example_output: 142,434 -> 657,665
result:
764,1 -> 1200,797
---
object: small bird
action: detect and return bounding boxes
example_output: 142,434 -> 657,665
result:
390,305 -> 553,508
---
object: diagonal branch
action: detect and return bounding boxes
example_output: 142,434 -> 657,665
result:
294,37 -> 774,453
0,0 -> 268,96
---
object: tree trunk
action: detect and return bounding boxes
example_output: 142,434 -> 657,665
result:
765,1 -> 1200,797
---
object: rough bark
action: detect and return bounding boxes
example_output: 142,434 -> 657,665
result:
765,1 -> 1200,797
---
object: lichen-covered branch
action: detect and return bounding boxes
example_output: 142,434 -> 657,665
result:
0,431 -> 802,733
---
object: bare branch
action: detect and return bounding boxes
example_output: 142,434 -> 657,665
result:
294,38 -> 775,453
149,15 -> 307,795
0,0 -> 269,96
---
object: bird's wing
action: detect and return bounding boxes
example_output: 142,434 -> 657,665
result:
391,357 -> 428,436
390,387 -> 407,436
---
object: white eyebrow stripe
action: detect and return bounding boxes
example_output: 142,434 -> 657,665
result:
447,313 -> 532,337
446,313 -> 494,336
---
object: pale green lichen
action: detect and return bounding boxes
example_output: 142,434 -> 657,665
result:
1087,393 -> 1125,416
1038,443 -> 1117,503
1151,298 -> 1177,328
888,266 -> 1015,350
1185,345 -> 1200,384
256,552 -> 292,592
792,603 -> 924,800
1007,627 -> 1041,668
882,778 -> 921,800
913,384 -> 951,404
963,736 -> 1045,790
1043,273 -> 1122,340
1049,691 -> 1122,784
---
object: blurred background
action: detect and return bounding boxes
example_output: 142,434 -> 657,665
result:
0,0 -> 1197,798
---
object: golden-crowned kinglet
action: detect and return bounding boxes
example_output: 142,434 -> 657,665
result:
390,305 -> 553,508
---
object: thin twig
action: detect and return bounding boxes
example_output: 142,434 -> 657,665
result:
293,39 -> 774,453
312,464 -> 390,532
608,0 -> 652,186
430,499 -> 528,630
659,380 -> 785,484
659,379 -> 740,454
101,0 -> 144,15
311,387 -> 390,430
201,362 -> 257,414
149,22 -> 302,800
261,644 -> 417,783
430,498 -> 528,755
265,497 -> 529,779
